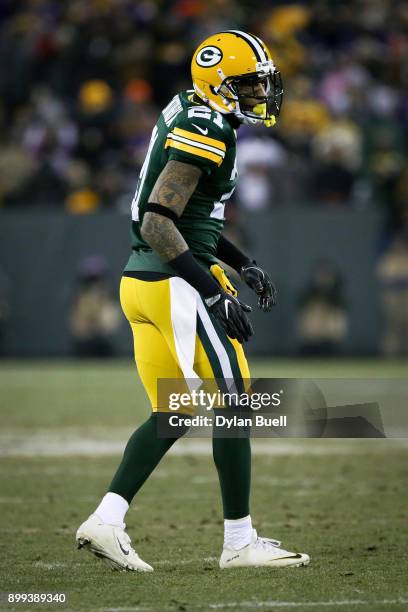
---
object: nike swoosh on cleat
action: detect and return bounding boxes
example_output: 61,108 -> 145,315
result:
192,123 -> 208,135
116,538 -> 130,555
271,553 -> 303,561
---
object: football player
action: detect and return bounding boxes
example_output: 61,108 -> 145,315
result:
76,30 -> 309,571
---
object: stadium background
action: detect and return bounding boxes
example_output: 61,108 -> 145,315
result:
0,0 -> 407,358
1,2 -> 408,610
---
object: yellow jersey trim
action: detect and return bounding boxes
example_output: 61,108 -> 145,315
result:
172,127 -> 226,152
165,138 -> 223,166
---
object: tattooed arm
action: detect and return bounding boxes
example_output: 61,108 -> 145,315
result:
140,158 -> 222,298
140,160 -> 202,261
140,160 -> 253,341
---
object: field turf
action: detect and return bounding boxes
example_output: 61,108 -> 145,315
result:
0,359 -> 407,612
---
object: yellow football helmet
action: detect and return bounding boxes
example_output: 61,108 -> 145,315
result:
191,30 -> 283,126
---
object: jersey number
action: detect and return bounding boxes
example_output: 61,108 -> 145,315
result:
187,107 -> 223,129
131,125 -> 158,221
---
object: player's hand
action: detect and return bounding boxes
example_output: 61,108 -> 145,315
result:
240,263 -> 277,312
205,292 -> 253,343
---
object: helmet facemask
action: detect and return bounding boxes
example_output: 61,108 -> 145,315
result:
215,64 -> 283,125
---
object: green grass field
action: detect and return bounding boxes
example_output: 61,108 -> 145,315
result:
0,359 -> 407,612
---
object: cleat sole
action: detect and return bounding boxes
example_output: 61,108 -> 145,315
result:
220,556 -> 310,570
76,537 -> 151,572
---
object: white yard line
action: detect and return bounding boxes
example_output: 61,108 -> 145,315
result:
0,495 -> 98,504
206,601 -> 408,609
34,561 -> 83,570
1,429 -> 407,457
101,608 -> 151,612
100,600 -> 408,611
152,557 -> 218,566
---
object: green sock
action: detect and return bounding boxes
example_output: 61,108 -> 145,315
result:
109,413 -> 182,504
212,411 -> 251,520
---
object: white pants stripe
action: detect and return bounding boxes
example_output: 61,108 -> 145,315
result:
169,277 -> 236,391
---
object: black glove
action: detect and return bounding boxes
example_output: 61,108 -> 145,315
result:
240,263 -> 277,312
205,292 -> 254,343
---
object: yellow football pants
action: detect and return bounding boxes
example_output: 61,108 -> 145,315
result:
120,274 -> 250,412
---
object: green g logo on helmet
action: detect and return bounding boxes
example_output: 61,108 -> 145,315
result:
196,46 -> 223,67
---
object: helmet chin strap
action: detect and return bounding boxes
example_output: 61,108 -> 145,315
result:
235,111 -> 276,127
234,99 -> 267,126
235,112 -> 262,126
193,81 -> 276,127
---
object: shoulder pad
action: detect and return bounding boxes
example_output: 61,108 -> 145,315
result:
174,105 -> 231,142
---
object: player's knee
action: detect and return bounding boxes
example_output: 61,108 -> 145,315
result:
154,412 -> 191,439
212,407 -> 251,438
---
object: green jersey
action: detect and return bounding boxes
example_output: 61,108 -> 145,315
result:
125,90 -> 238,275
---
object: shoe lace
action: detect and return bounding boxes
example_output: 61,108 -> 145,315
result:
254,535 -> 282,551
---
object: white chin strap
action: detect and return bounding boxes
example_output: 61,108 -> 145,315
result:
235,112 -> 262,125
234,99 -> 264,125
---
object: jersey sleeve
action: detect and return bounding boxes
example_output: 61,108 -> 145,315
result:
164,110 -> 227,175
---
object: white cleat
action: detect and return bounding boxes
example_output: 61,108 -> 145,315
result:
76,514 -> 153,572
219,529 -> 310,569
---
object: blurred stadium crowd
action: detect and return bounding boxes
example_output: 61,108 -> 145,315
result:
1,0 -> 408,357
0,0 -> 407,236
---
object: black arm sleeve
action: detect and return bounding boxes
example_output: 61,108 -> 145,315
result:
216,235 -> 251,273
167,250 -> 221,299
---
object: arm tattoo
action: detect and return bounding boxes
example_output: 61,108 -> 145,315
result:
141,212 -> 189,261
141,160 -> 202,261
149,160 -> 202,216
